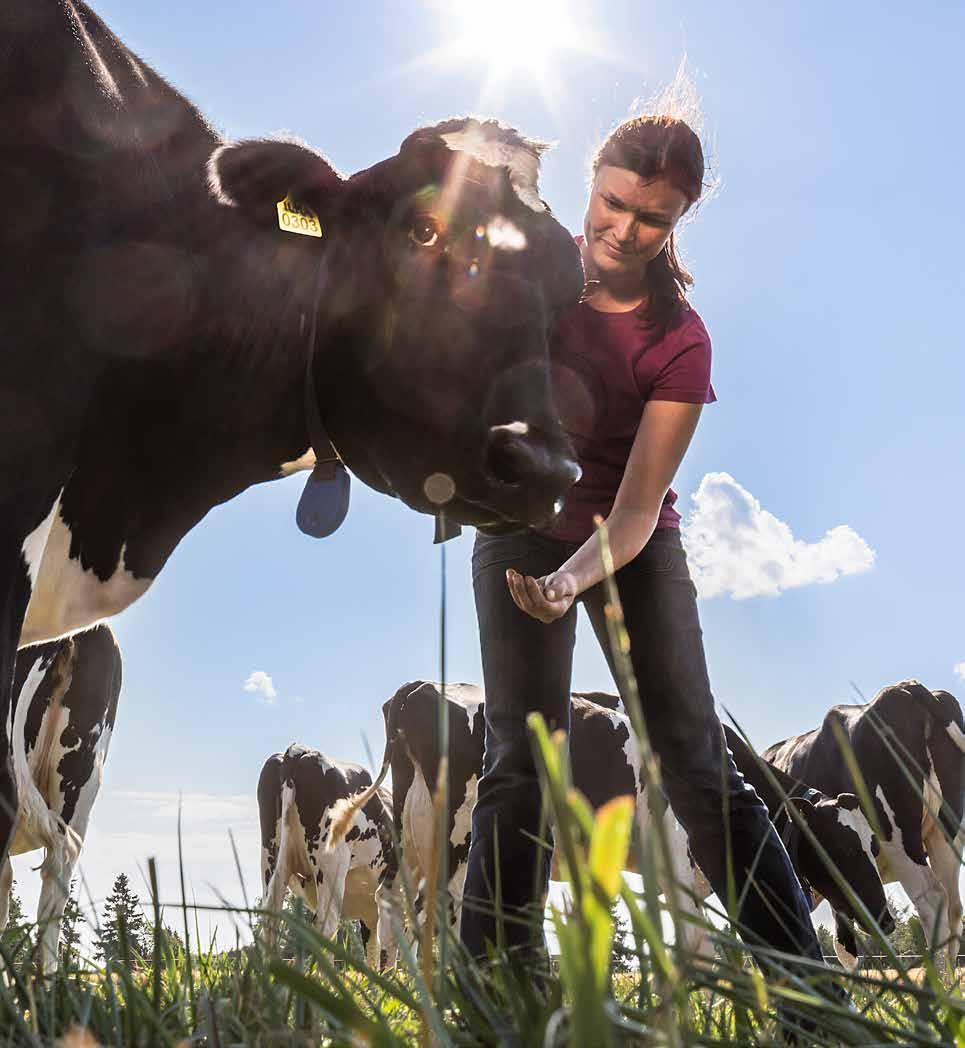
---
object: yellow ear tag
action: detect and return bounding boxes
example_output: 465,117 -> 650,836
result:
276,196 -> 322,238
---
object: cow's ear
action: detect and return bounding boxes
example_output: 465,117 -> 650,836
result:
207,139 -> 343,219
836,792 -> 860,811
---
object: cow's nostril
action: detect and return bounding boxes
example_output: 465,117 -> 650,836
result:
483,428 -> 580,496
484,432 -> 530,487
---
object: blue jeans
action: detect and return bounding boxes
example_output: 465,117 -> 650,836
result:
460,527 -> 823,966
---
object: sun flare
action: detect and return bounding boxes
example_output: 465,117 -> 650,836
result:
423,0 -> 608,113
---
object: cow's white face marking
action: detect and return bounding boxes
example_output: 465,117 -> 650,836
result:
21,508 -> 151,646
835,805 -> 882,882
946,720 -> 965,753
279,447 -> 316,477
21,495 -> 62,592
450,773 -> 478,848
440,129 -> 546,213
489,421 -> 529,438
485,216 -> 527,251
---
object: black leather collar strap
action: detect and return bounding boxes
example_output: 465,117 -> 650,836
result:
296,258 -> 351,538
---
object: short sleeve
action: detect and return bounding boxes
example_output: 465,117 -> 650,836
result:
647,312 -> 717,405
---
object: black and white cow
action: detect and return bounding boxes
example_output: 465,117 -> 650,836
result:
0,3 -> 583,860
764,681 -> 965,967
258,745 -> 396,968
580,696 -> 892,962
713,725 -> 894,964
5,625 -> 121,972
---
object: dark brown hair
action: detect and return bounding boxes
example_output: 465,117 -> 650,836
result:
592,115 -> 705,338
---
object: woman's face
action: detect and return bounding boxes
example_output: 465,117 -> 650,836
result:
583,165 -> 690,284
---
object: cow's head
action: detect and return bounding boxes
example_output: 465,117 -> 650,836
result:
208,118 -> 582,530
790,793 -> 894,936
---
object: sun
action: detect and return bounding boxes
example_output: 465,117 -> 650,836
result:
448,0 -> 584,76
421,0 -> 609,113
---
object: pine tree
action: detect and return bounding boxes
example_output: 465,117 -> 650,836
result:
0,879 -> 30,966
97,873 -> 150,963
60,880 -> 86,966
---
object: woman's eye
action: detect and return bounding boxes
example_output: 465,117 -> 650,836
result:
409,216 -> 440,247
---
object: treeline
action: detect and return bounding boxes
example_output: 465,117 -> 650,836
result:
0,872 -> 184,967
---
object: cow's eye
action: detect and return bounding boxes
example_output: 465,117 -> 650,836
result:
409,216 -> 441,248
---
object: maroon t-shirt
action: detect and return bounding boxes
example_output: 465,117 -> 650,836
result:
545,296 -> 716,544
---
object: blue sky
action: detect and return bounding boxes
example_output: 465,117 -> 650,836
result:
14,1 -> 964,941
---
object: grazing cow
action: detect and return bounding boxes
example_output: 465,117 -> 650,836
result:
581,697 -> 893,962
764,681 -> 965,967
258,745 -> 396,968
333,683 -> 892,965
4,625 -> 121,972
0,3 -> 583,860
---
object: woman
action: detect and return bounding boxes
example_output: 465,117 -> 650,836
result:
460,113 -> 824,972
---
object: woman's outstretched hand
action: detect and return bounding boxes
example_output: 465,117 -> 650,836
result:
506,568 -> 578,623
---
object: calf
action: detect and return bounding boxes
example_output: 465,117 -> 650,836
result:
719,725 -> 893,965
258,745 -> 396,967
4,625 -> 122,972
764,681 -> 965,967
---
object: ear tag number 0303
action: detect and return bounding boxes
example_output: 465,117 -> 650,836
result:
277,196 -> 322,238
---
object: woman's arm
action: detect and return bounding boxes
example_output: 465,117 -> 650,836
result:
507,400 -> 703,623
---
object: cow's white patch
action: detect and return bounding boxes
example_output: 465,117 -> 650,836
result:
921,760 -> 944,838
946,720 -> 965,753
440,128 -> 546,213
21,509 -> 151,646
402,763 -> 435,879
490,421 -> 529,437
279,447 -> 316,477
21,495 -> 62,592
486,216 -> 527,251
835,806 -> 879,878
450,773 -> 478,848
874,785 -> 952,958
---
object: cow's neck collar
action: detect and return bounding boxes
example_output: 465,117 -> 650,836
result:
295,258 -> 352,538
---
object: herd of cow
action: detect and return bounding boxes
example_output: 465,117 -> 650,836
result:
0,0 -> 961,987
6,625 -> 963,978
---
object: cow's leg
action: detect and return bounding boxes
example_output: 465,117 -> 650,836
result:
0,551 -> 34,863
37,830 -> 79,975
358,898 -> 381,969
375,878 -> 402,969
0,482 -> 66,864
924,825 -> 962,967
261,833 -> 293,951
311,843 -> 351,941
657,803 -> 715,962
833,911 -> 859,969
881,840 -> 952,966
0,858 -> 12,931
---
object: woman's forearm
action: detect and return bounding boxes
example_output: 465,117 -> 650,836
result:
555,507 -> 660,596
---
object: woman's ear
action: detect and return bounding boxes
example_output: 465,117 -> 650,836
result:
207,138 -> 343,220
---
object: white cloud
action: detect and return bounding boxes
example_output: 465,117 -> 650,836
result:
681,472 -> 876,600
243,670 -> 277,704
954,663 -> 965,682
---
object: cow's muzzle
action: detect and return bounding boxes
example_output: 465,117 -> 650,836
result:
482,424 -> 581,500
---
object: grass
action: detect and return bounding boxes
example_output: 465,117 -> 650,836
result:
1,521 -> 961,1046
